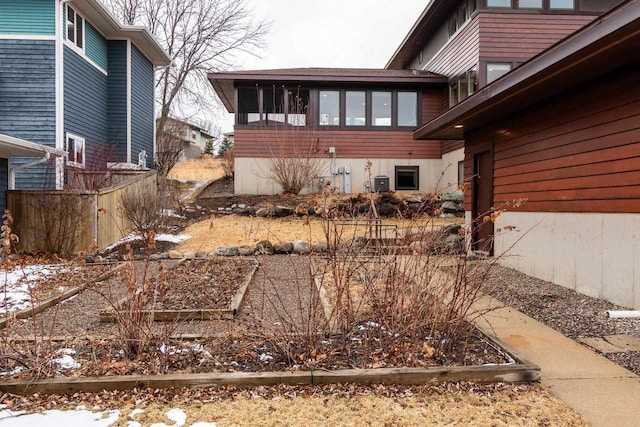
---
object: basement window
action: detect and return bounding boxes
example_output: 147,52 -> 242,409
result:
395,166 -> 419,191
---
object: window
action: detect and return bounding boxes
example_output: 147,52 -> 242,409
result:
237,87 -> 260,124
319,91 -> 340,126
549,0 -> 574,9
449,0 -> 478,38
345,91 -> 366,126
449,65 -> 478,107
66,5 -> 84,50
191,129 -> 197,139
263,86 -> 286,124
519,0 -> 543,7
487,0 -> 511,7
66,134 -> 85,168
395,166 -> 419,191
397,92 -> 418,127
287,88 -> 309,126
486,63 -> 512,84
458,161 -> 465,188
372,91 -> 391,126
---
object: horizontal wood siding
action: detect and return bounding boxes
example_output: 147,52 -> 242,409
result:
85,22 -> 108,71
426,15 -> 480,79
107,40 -> 128,161
0,0 -> 55,35
64,45 -> 109,163
468,63 -> 640,213
0,39 -> 56,189
421,87 -> 446,124
442,140 -> 464,154
478,13 -> 596,61
234,129 -> 441,159
130,44 -> 155,167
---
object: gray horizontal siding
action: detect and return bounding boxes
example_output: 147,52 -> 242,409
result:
86,22 -> 108,71
130,44 -> 155,167
0,39 -> 56,189
107,40 -> 128,161
64,45 -> 109,167
0,0 -> 55,36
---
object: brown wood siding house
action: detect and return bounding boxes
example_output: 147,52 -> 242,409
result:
414,0 -> 640,308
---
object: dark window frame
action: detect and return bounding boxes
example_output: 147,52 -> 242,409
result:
395,166 -> 420,191
483,0 -> 576,10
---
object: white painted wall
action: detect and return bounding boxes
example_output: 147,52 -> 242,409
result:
235,147 -> 465,196
491,211 -> 640,310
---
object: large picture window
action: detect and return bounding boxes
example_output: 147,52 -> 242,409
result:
66,5 -> 84,50
486,63 -> 512,84
66,134 -> 85,168
397,92 -> 418,127
372,91 -> 391,127
319,91 -> 340,126
345,91 -> 366,126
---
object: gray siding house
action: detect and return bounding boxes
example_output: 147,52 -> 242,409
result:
0,0 -> 170,211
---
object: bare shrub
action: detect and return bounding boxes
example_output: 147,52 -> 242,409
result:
262,87 -> 325,195
155,123 -> 186,178
29,192 -> 85,255
221,148 -> 234,178
66,142 -> 123,190
119,186 -> 164,245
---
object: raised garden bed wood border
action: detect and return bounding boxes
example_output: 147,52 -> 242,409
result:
0,362 -> 539,395
98,260 -> 258,323
0,263 -> 126,329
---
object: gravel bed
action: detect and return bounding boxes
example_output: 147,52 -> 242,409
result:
484,262 -> 640,375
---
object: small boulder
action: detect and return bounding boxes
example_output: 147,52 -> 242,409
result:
211,246 -> 239,257
312,242 -> 329,253
168,250 -> 183,259
238,245 -> 255,256
274,206 -> 294,217
183,251 -> 196,259
256,240 -> 274,255
274,242 -> 294,254
441,200 -> 461,213
255,207 -> 271,217
195,250 -> 208,259
293,240 -> 311,255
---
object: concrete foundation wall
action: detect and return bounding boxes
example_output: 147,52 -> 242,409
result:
235,148 -> 465,196
491,211 -> 640,310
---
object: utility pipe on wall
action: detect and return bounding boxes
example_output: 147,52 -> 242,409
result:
606,311 -> 640,319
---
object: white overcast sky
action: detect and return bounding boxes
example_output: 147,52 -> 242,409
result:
215,0 -> 428,132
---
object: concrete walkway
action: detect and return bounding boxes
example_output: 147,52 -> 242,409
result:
472,296 -> 640,427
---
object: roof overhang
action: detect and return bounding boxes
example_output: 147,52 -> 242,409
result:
69,0 -> 171,66
208,68 -> 448,112
385,0 -> 458,69
414,0 -> 640,140
0,133 -> 66,159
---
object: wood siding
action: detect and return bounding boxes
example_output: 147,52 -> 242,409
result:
478,13 -> 596,62
130,44 -> 155,166
426,15 -> 480,79
442,140 -> 463,154
0,0 -> 55,36
64,45 -> 109,162
421,87 -> 446,123
234,128 -> 442,160
465,63 -> 640,213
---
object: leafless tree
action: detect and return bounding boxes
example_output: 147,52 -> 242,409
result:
105,0 -> 269,176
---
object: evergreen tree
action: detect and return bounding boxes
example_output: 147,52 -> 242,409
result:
203,138 -> 214,155
218,137 -> 233,156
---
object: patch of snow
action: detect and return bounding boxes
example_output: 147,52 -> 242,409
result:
0,366 -> 24,377
259,353 -> 273,362
162,209 -> 186,219
150,408 -> 188,427
155,234 -> 191,244
0,264 -> 65,313
0,408 -> 120,426
102,233 -> 141,251
129,408 -> 145,419
50,348 -> 80,370
181,179 -> 214,201
190,423 -> 217,427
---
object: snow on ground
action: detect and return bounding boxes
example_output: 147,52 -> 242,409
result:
103,233 -> 191,251
0,265 -> 65,313
0,406 -> 217,427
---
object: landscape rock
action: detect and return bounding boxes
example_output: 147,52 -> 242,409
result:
295,204 -> 311,216
211,246 -> 239,257
168,250 -> 184,259
273,242 -> 294,254
183,251 -> 196,259
376,202 -> 396,216
274,206 -> 294,217
441,224 -> 462,235
312,242 -> 329,253
238,245 -> 255,256
256,240 -> 274,255
293,240 -> 311,255
150,252 -> 169,261
195,250 -> 208,259
441,200 -> 461,213
255,207 -> 271,218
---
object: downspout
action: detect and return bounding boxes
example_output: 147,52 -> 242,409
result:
9,153 -> 51,190
606,311 -> 640,319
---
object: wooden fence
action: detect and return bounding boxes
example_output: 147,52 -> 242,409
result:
7,171 -> 157,254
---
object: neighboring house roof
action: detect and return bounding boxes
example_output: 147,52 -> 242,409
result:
208,67 -> 447,112
414,0 -> 640,140
70,0 -> 170,66
161,117 -> 215,140
0,133 -> 65,158
386,0 -> 459,70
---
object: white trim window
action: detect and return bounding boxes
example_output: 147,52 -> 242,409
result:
66,5 -> 84,51
66,134 -> 85,168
